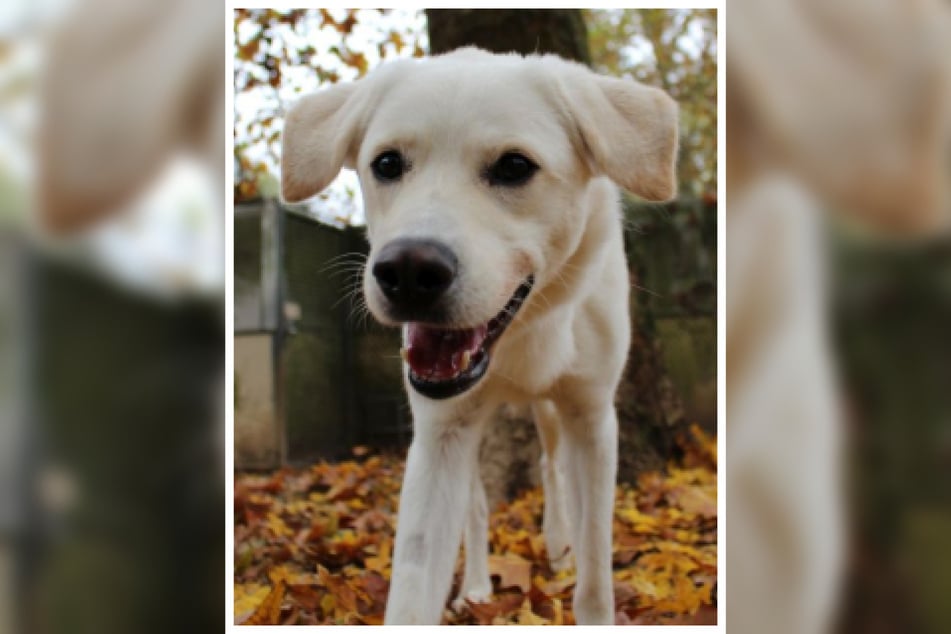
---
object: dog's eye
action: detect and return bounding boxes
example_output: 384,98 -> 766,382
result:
371,151 -> 406,181
487,152 -> 539,186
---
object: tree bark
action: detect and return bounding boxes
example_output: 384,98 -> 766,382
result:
426,9 -> 590,65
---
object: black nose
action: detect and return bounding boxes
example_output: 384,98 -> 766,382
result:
372,238 -> 457,310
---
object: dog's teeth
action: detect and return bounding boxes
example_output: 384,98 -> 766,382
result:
400,347 -> 408,362
460,350 -> 471,371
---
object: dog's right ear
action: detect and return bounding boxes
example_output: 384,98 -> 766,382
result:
553,64 -> 679,202
281,82 -> 360,203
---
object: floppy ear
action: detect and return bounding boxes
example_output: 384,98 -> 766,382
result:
558,70 -> 679,201
281,82 -> 361,203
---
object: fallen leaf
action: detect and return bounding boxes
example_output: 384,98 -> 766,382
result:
489,553 -> 532,592
240,579 -> 285,625
516,598 -> 548,624
466,593 -> 524,625
537,572 -> 576,597
287,584 -> 322,611
668,484 -> 717,518
234,432 -> 717,626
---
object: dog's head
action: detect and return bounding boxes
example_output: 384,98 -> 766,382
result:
281,48 -> 678,399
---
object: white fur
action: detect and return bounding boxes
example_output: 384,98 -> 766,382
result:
281,48 -> 678,625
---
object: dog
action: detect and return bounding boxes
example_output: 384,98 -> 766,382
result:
281,47 -> 678,625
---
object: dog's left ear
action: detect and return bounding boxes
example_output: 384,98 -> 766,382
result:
557,69 -> 679,201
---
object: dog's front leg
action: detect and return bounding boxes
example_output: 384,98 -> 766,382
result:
558,396 -> 619,625
451,465 -> 492,612
385,416 -> 483,624
533,399 -> 573,572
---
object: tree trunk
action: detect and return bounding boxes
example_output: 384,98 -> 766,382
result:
426,9 -> 590,64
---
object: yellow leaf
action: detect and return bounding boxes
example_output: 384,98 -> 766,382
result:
321,593 -> 336,616
268,564 -> 289,585
365,538 -> 391,573
241,580 -> 285,625
266,512 -> 293,538
234,583 -> 270,619
552,597 -> 564,625
618,507 -> 659,528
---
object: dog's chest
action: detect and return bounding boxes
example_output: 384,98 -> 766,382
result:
485,313 -> 576,400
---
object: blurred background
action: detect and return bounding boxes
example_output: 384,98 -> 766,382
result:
0,0 -> 947,631
727,1 -> 951,633
0,1 -> 223,633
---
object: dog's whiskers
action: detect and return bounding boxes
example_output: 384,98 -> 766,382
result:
630,282 -> 662,298
334,278 -> 364,303
331,264 -> 368,314
325,265 -> 369,280
319,251 -> 368,273
347,292 -> 371,326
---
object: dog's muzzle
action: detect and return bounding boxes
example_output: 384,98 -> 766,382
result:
370,237 -> 533,399
402,275 -> 534,399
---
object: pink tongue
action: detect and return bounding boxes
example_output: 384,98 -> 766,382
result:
406,323 -> 487,380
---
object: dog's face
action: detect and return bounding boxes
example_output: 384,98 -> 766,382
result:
282,48 -> 678,399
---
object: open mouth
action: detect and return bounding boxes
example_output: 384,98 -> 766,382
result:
401,275 -> 534,399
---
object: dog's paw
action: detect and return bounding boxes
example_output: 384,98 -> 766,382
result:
573,585 -> 614,625
549,556 -> 573,573
450,587 -> 493,613
547,544 -> 574,573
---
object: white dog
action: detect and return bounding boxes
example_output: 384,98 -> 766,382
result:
281,47 -> 678,625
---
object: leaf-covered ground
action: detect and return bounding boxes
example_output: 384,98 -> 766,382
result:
234,426 -> 717,625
